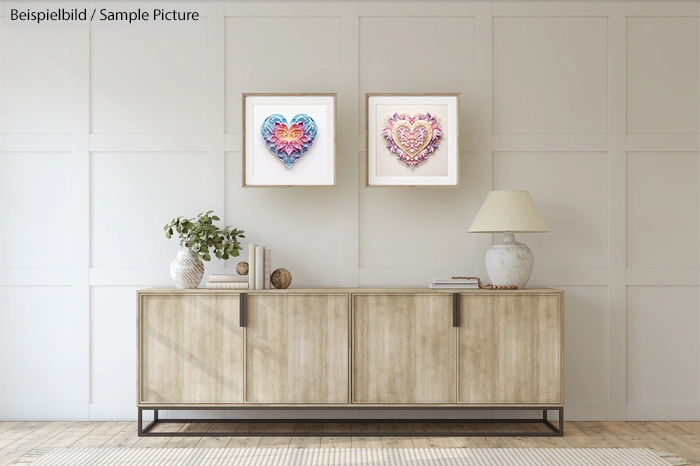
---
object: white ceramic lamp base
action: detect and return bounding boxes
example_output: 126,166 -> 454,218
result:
485,232 -> 534,289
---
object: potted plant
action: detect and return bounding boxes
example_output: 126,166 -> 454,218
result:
164,211 -> 245,289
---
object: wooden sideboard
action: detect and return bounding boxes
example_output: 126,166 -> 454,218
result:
136,288 -> 564,437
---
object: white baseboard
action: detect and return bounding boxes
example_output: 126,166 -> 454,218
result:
626,402 -> 700,421
84,407 -> 562,421
565,402 -> 609,421
89,403 -> 144,421
1,403 -> 85,421
8,401 -> 697,422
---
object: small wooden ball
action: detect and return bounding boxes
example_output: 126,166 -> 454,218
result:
236,262 -> 249,275
270,268 -> 292,289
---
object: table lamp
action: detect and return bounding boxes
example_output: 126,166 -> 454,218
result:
468,190 -> 550,289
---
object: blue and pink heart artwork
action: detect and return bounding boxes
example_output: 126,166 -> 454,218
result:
261,114 -> 318,168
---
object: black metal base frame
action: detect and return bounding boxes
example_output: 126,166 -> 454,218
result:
138,407 -> 563,437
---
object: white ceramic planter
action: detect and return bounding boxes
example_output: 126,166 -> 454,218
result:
170,250 -> 204,289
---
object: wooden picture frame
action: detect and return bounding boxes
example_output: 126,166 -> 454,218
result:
365,93 -> 460,187
243,93 -> 337,187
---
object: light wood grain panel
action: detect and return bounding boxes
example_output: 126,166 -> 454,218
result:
459,293 -> 563,404
138,294 -> 243,404
352,294 -> 456,404
245,294 -> 349,403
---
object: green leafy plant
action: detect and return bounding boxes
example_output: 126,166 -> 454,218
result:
164,211 -> 245,262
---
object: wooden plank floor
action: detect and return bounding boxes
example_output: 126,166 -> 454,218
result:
0,422 -> 697,466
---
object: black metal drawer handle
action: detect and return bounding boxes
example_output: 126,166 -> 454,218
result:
453,293 -> 460,327
240,293 -> 247,327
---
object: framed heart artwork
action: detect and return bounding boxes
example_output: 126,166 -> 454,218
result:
243,93 -> 336,187
365,93 -> 460,187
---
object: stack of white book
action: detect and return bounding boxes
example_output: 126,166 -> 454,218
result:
205,274 -> 249,289
428,278 -> 479,289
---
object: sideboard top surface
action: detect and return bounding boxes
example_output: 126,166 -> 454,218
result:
137,287 -> 563,295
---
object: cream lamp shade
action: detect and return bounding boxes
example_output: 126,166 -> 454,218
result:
469,190 -> 549,289
468,190 -> 550,233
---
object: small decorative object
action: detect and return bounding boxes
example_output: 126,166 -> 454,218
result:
468,191 -> 550,289
270,268 -> 292,289
261,114 -> 317,168
243,93 -> 336,187
236,261 -> 249,275
164,211 -> 245,289
366,93 -> 459,187
451,276 -> 518,290
169,251 -> 205,290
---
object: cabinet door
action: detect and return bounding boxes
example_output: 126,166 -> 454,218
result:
458,294 -> 563,404
138,294 -> 244,404
352,294 -> 456,404
245,294 -> 349,403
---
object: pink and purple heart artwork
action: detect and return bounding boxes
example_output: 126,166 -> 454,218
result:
261,114 -> 318,168
382,113 -> 443,169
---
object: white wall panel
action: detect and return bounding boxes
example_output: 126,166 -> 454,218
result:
359,153 -> 475,269
561,286 -> 609,406
0,0 -> 698,422
90,287 -> 138,405
358,16 -> 476,271
90,25 -> 207,134
224,152 -> 342,275
493,152 -> 608,268
627,152 -> 700,268
0,287 -> 77,405
0,153 -> 73,268
358,16 -> 475,133
90,152 -> 211,268
493,16 -> 608,134
0,28 -> 72,134
224,16 -> 342,133
627,17 -> 700,134
627,287 -> 700,409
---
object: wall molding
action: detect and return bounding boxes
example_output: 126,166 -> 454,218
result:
70,25 -> 91,421
492,134 -> 608,152
607,0 -> 628,422
89,134 -> 207,152
0,135 -> 72,152
627,268 -> 700,286
0,269 -> 73,286
626,134 -> 700,152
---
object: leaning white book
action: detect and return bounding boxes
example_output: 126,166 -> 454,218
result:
264,249 -> 271,290
248,244 -> 256,290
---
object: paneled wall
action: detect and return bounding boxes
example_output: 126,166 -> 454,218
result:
0,0 -> 698,422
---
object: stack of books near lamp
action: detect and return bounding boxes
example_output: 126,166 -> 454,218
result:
428,277 -> 479,289
205,274 -> 249,289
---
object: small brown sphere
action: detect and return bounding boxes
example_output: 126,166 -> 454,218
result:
270,268 -> 292,289
236,261 -> 249,275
